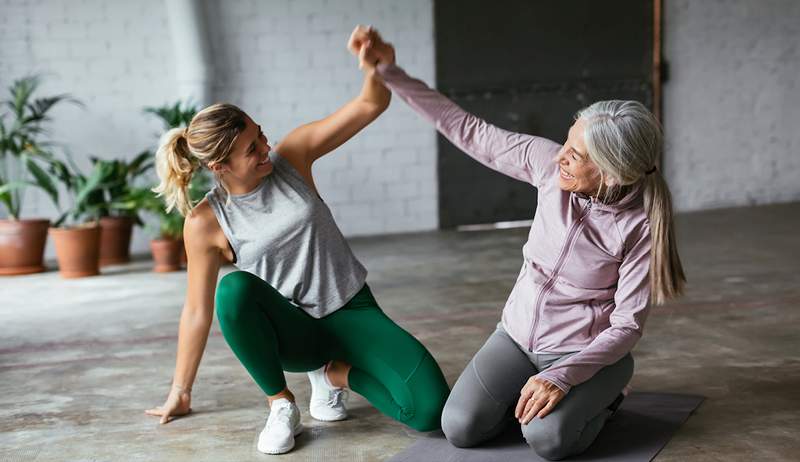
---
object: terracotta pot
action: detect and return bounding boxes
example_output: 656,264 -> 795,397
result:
150,238 -> 183,272
99,216 -> 134,266
0,219 -> 50,275
49,224 -> 101,278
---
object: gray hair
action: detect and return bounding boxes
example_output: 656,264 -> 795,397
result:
578,100 -> 685,305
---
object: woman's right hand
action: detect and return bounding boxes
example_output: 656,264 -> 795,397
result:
145,385 -> 192,424
347,25 -> 396,70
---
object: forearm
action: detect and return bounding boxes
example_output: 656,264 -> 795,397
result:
357,68 -> 391,114
171,305 -> 213,390
536,327 -> 640,393
376,63 -> 559,185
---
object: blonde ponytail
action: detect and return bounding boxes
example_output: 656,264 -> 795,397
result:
151,103 -> 248,217
153,127 -> 198,216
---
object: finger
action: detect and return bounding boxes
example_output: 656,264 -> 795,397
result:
522,398 -> 545,425
358,41 -> 369,69
347,25 -> 367,54
514,389 -> 532,418
521,394 -> 539,420
144,408 -> 164,416
536,399 -> 557,419
160,412 -> 171,425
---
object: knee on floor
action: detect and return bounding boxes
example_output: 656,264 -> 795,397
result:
522,420 -> 572,461
440,405 -> 483,448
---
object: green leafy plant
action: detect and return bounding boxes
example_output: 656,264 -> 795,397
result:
119,182 -> 209,240
0,76 -> 81,219
46,153 -> 117,227
87,150 -> 154,224
144,100 -> 198,131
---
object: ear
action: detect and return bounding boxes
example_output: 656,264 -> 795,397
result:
209,162 -> 228,176
604,175 -> 619,188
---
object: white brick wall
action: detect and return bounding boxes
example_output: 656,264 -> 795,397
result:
0,0 -> 438,259
204,0 -> 438,236
663,0 -> 800,211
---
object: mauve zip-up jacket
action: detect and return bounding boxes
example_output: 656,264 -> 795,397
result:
377,63 -> 652,394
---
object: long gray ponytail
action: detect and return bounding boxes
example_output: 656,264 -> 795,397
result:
578,100 -> 686,305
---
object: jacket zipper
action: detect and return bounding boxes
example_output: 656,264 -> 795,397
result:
527,197 -> 593,352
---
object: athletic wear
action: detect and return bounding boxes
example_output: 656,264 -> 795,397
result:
257,398 -> 303,454
215,272 -> 450,432
377,63 -> 652,394
206,150 -> 367,319
441,324 -> 633,460
308,365 -> 349,421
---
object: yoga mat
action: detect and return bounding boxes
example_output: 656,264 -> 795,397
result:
387,392 -> 704,462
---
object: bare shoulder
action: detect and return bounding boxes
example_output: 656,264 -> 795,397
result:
184,199 -> 223,249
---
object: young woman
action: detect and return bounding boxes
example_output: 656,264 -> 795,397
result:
144,27 -> 449,455
352,28 -> 686,460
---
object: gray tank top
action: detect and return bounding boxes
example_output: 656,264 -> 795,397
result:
206,151 -> 367,318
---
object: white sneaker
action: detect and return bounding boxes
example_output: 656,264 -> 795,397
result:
257,398 -> 303,454
307,364 -> 349,422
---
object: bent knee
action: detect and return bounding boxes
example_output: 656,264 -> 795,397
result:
522,421 -> 572,461
404,390 -> 448,432
441,405 -> 484,448
215,271 -> 258,323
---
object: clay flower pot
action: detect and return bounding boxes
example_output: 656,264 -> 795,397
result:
49,224 -> 101,278
150,238 -> 183,272
0,219 -> 50,275
99,216 -> 134,266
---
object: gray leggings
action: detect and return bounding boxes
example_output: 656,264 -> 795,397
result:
441,324 -> 633,460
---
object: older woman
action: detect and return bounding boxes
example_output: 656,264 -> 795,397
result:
351,27 -> 685,460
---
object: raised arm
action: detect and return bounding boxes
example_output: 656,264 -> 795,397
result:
352,27 -> 561,188
275,27 -> 391,175
145,203 -> 223,424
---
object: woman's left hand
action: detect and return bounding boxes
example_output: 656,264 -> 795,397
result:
515,376 -> 566,424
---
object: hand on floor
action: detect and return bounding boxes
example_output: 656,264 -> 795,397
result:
145,385 -> 192,424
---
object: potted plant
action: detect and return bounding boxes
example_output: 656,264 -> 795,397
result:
121,187 -> 184,272
0,77 -> 79,275
90,151 -> 153,266
46,155 -> 115,278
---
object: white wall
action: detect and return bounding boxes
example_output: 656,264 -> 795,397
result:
0,0 -> 437,259
663,0 -> 800,211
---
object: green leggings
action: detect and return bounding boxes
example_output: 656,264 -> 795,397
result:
215,271 -> 450,432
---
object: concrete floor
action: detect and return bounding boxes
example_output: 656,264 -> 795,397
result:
1,201 -> 799,461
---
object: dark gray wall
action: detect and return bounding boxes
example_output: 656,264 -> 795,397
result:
435,0 -> 654,227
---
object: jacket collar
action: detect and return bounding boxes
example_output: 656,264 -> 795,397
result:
574,181 -> 645,213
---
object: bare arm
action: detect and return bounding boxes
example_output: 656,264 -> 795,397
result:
145,203 -> 224,424
276,26 -> 391,176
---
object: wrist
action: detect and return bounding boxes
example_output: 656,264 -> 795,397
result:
172,383 -> 192,394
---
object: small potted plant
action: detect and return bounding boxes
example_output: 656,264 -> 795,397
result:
0,77 -> 79,275
46,155 -> 114,278
123,187 -> 185,272
91,151 -> 153,266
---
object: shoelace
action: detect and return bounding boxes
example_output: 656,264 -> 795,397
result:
327,388 -> 349,407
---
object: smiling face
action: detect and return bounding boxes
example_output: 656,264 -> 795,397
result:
211,116 -> 273,194
553,118 -> 606,196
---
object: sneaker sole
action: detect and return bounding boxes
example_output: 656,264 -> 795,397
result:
257,422 -> 304,454
309,411 -> 348,422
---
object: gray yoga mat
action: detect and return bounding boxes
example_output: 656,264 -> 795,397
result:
387,392 -> 704,462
